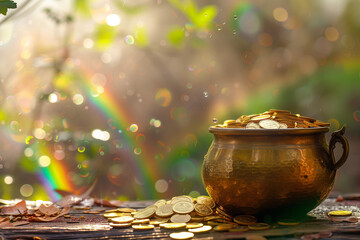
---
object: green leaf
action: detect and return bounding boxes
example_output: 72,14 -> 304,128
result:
94,24 -> 117,50
167,0 -> 218,30
134,26 -> 148,47
167,26 -> 185,47
0,0 -> 17,16
194,5 -> 217,29
74,0 -> 91,17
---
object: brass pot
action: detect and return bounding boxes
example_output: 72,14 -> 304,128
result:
202,125 -> 349,218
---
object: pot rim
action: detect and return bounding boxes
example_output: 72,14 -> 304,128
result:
209,126 -> 329,135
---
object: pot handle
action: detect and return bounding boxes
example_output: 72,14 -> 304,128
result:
329,125 -> 349,170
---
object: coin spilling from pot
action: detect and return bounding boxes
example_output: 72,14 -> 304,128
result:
214,109 -> 330,129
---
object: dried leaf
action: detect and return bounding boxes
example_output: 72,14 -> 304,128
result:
55,179 -> 97,208
94,199 -> 123,207
0,200 -> 27,215
30,206 -> 70,222
38,204 -> 60,216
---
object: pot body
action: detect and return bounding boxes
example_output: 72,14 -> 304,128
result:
202,127 -> 348,217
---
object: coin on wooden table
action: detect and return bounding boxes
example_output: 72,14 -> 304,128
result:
117,208 -> 137,213
259,119 -> 280,129
173,202 -> 194,214
328,210 -> 352,216
132,224 -> 155,230
160,223 -> 186,229
150,218 -> 169,226
229,226 -> 249,232
188,225 -> 212,233
134,207 -> 156,219
233,215 -> 257,225
132,219 -> 150,224
248,223 -> 270,230
110,223 -> 131,228
110,216 -> 134,223
186,223 -> 203,229
104,212 -> 128,218
246,122 -> 261,129
155,204 -> 174,217
277,219 -> 299,226
194,204 -> 213,216
169,232 -> 194,240
171,214 -> 191,223
196,196 -> 215,208
214,223 -> 234,232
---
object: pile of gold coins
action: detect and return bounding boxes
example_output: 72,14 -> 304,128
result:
215,109 -> 330,129
102,195 -> 288,239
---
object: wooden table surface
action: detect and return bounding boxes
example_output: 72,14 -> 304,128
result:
1,195 -> 360,240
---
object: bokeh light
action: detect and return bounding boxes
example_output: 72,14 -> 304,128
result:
129,124 -> 138,133
106,14 -> 121,27
4,176 -> 13,184
38,155 -> 51,167
155,88 -> 172,107
20,184 -> 33,197
273,8 -> 288,22
155,179 -> 168,193
125,35 -> 135,45
72,94 -> 84,105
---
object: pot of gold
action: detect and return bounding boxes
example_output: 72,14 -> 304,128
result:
202,110 -> 349,218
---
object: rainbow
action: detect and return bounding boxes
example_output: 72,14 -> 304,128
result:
36,147 -> 75,201
77,64 -> 160,200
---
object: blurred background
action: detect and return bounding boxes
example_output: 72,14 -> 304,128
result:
0,0 -> 359,201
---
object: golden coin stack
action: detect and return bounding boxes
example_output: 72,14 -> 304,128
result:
102,195 -> 283,239
215,109 -> 330,129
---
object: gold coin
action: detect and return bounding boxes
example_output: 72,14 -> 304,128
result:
172,202 -> 195,214
132,224 -> 155,230
154,199 -> 167,208
169,232 -> 194,240
170,214 -> 191,223
170,196 -> 193,205
134,207 -> 156,219
196,196 -> 215,208
155,204 -> 174,217
214,223 -> 234,232
104,212 -> 128,218
188,225 -> 212,233
110,216 -> 135,223
277,219 -> 300,226
109,223 -> 131,228
105,209 -> 119,213
229,226 -> 249,232
328,210 -> 352,216
203,215 -> 222,221
132,219 -> 150,224
248,223 -> 270,231
251,115 -> 271,121
186,223 -> 203,229
190,216 -> 204,222
194,203 -> 213,216
160,223 -> 186,229
117,208 -> 137,213
216,208 -> 233,219
233,215 -> 257,225
150,218 -> 169,226
259,119 -> 280,129
246,122 -> 261,129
